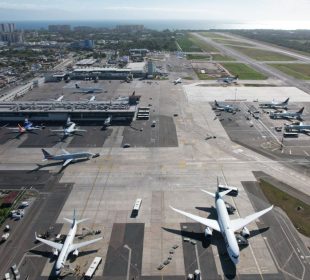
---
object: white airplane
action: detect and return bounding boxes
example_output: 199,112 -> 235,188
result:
284,122 -> 310,134
80,96 -> 96,102
174,78 -> 182,85
270,107 -> 304,120
259,98 -> 289,109
213,100 -> 238,113
7,119 -> 44,134
50,117 -> 86,137
35,210 -> 102,276
42,148 -> 99,167
104,116 -> 112,127
49,95 -> 64,102
74,83 -> 102,93
170,186 -> 273,265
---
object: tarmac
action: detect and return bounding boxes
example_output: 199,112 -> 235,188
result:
0,51 -> 309,280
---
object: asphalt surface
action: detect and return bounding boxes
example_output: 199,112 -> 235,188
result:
0,171 -> 72,279
122,115 -> 178,148
243,180 -> 310,280
103,223 -> 144,280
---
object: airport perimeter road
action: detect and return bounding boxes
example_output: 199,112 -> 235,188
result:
192,32 -> 310,94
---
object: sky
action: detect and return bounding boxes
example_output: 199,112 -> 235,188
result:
0,0 -> 310,23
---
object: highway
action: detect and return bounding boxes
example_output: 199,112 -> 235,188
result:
192,32 -> 310,94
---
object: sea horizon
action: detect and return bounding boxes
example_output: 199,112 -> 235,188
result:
11,19 -> 310,31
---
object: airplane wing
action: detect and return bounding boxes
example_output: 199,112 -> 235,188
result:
35,234 -> 63,251
63,159 -> 73,167
68,237 -> 102,253
230,205 -> 273,232
170,206 -> 220,232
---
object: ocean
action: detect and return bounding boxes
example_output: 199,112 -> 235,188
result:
14,20 -> 310,31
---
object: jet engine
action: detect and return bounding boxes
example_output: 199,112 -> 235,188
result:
53,249 -> 59,256
73,249 -> 79,256
241,227 -> 250,238
204,227 -> 213,239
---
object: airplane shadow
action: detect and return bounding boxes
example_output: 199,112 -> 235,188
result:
29,158 -> 90,174
162,227 -> 211,249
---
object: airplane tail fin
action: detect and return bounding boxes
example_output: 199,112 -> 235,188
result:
64,209 -> 89,226
235,75 -> 239,80
218,189 -> 232,198
297,107 -> 304,114
18,124 -> 24,132
214,100 -> 219,107
75,84 -> 80,88
41,149 -> 53,160
284,98 -> 289,104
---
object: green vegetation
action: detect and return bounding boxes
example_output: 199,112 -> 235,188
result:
259,179 -> 310,237
231,46 -> 297,61
221,63 -> 267,80
187,54 -> 210,60
229,30 -> 310,54
268,64 -> 310,80
177,33 -> 218,52
213,39 -> 254,47
211,53 -> 235,61
199,32 -> 228,39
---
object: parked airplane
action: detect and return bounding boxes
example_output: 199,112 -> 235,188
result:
213,100 -> 238,113
174,78 -> 182,85
74,83 -> 102,93
104,116 -> 112,127
81,96 -> 96,102
170,186 -> 273,265
217,75 -> 239,84
259,98 -> 289,109
7,119 -> 44,134
270,107 -> 304,120
50,117 -> 86,137
49,95 -> 64,102
284,122 -> 310,134
41,148 -> 100,167
35,210 -> 102,276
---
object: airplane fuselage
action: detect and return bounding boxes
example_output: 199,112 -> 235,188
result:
65,123 -> 77,135
50,152 -> 94,162
55,222 -> 77,274
285,124 -> 310,132
215,196 -> 240,264
270,112 -> 301,120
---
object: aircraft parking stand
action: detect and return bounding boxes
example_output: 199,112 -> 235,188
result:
0,54 -> 309,279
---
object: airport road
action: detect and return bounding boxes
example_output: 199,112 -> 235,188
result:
192,32 -> 310,94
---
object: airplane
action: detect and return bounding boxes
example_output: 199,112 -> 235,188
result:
49,95 -> 64,102
174,78 -> 182,85
41,148 -> 100,167
74,83 -> 102,94
50,117 -> 86,137
81,96 -> 96,102
259,98 -> 289,109
217,75 -> 239,84
35,210 -> 102,276
284,122 -> 310,134
213,100 -> 238,113
270,107 -> 304,120
7,119 -> 44,134
170,184 -> 273,265
104,116 -> 112,127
